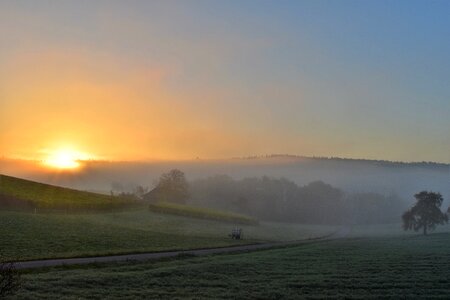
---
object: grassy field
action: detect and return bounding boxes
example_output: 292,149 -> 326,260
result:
148,202 -> 258,225
8,232 -> 450,299
346,222 -> 450,238
0,174 -> 334,261
0,174 -> 135,211
0,210 -> 334,261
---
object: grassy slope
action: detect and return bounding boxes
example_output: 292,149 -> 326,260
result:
0,174 -> 333,261
148,202 -> 258,225
0,210 -> 334,261
0,174 -> 134,210
11,233 -> 450,299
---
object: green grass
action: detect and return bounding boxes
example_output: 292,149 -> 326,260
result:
0,174 -> 135,211
9,233 -> 450,299
0,210 -> 334,261
0,174 -> 334,261
346,222 -> 450,238
148,202 -> 258,225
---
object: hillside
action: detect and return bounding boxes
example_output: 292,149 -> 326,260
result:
0,174 -> 136,211
148,202 -> 258,225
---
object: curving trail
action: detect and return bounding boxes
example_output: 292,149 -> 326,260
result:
14,228 -> 350,270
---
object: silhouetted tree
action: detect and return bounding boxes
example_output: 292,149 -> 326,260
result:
133,185 -> 149,199
156,169 -> 190,204
0,258 -> 21,297
402,191 -> 448,235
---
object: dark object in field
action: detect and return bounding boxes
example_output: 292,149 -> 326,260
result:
0,260 -> 21,297
229,228 -> 243,240
402,191 -> 448,235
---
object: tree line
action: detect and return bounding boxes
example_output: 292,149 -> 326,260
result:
135,170 -> 449,229
188,174 -> 406,225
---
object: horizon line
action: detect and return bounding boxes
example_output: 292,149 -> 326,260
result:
1,154 -> 449,166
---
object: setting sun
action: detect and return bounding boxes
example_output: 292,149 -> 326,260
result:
43,149 -> 91,169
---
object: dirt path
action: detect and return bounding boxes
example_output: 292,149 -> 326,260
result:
14,229 -> 348,270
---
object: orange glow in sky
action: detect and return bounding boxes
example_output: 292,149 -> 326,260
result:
1,1 -> 449,164
42,148 -> 93,170
0,50 -> 278,162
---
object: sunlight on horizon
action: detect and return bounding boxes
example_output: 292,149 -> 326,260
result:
1,1 -> 449,164
42,148 -> 94,170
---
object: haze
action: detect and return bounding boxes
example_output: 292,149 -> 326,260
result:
1,0 -> 449,163
2,2 -> 450,298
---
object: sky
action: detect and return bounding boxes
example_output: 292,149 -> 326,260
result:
1,0 -> 449,163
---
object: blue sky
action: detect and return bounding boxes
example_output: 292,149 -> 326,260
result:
1,0 -> 449,162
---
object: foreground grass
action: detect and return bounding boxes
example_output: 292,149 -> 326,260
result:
148,202 -> 258,225
0,174 -> 134,210
10,233 -> 450,299
0,210 -> 334,261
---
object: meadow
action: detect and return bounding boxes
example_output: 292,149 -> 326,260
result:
9,232 -> 450,299
148,202 -> 258,225
0,210 -> 334,261
0,175 -> 135,211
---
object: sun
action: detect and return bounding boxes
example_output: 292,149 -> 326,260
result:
43,149 -> 90,169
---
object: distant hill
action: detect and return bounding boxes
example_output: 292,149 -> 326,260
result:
0,174 -> 136,211
232,154 -> 450,169
222,155 -> 450,202
1,155 -> 449,203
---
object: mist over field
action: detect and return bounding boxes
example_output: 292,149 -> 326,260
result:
3,156 -> 448,196
2,1 -> 450,298
2,156 -> 448,225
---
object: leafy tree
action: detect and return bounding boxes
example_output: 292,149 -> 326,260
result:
157,169 -> 190,204
402,191 -> 448,235
0,258 -> 21,297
